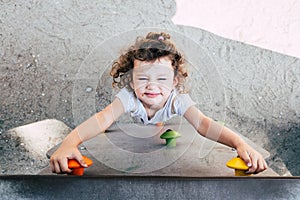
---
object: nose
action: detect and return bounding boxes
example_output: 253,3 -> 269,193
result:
146,81 -> 158,90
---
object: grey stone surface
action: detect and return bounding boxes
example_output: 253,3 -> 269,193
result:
0,0 -> 299,176
1,176 -> 300,200
41,122 -> 278,176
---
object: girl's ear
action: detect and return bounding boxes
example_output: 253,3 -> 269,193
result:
173,76 -> 179,88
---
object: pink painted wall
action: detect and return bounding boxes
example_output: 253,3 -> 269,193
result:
172,0 -> 300,58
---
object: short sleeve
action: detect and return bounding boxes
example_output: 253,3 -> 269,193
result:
173,93 -> 196,116
115,88 -> 136,113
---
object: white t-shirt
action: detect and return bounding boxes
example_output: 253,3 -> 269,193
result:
115,88 -> 196,125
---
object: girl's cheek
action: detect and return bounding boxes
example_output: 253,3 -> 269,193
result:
135,89 -> 143,97
161,84 -> 173,91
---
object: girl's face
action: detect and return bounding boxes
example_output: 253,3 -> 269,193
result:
131,57 -> 178,110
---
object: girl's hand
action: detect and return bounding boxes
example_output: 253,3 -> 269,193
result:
50,143 -> 87,174
236,143 -> 268,174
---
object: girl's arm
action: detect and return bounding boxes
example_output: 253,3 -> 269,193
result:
184,105 -> 268,174
50,98 -> 125,173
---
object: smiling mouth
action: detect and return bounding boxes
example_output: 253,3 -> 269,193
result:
145,93 -> 160,98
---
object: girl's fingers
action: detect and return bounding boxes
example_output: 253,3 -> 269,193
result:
247,156 -> 258,173
238,149 -> 252,168
246,153 -> 268,173
53,159 -> 62,174
72,153 -> 87,168
256,156 -> 268,173
60,157 -> 72,173
263,159 -> 268,170
50,156 -> 72,174
50,158 -> 54,173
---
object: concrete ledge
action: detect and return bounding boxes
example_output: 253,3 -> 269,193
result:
1,119 -> 71,174
1,175 -> 300,200
7,119 -> 71,158
43,122 -> 279,176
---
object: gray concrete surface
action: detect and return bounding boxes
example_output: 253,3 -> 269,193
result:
0,0 -> 300,176
41,121 -> 278,176
1,176 -> 300,200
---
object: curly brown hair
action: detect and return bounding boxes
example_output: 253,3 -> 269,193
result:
110,32 -> 188,93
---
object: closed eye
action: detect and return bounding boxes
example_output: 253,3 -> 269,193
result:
138,78 -> 148,80
158,78 -> 167,81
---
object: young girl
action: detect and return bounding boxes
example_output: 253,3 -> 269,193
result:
50,32 -> 268,174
